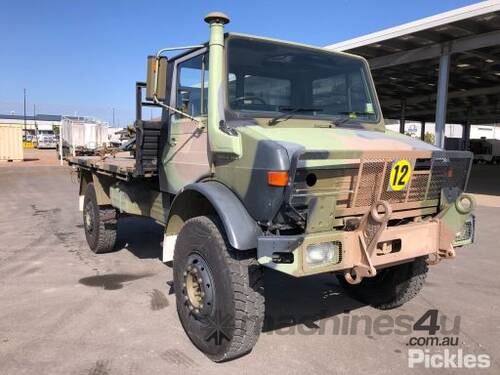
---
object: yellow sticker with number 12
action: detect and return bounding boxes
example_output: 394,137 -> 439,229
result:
389,160 -> 412,191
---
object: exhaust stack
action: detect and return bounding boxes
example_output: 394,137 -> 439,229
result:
204,12 -> 241,157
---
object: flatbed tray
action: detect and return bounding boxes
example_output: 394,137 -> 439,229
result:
68,154 -> 150,180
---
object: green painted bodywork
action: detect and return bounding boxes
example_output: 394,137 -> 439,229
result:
257,192 -> 474,277
207,22 -> 241,156
70,17 -> 475,279
110,181 -> 168,223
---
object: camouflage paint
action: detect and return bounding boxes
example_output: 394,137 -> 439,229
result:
213,127 -> 289,221
213,123 -> 447,223
163,118 -> 210,193
110,181 -> 169,223
69,24 -> 476,280
206,17 -> 241,156
257,192 -> 474,278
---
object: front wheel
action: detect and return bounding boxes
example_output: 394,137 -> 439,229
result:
173,216 -> 265,362
337,257 -> 428,310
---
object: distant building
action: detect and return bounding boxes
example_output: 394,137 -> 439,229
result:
384,119 -> 500,140
0,114 -> 62,133
0,114 -> 110,140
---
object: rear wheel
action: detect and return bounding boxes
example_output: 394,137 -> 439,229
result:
173,216 -> 264,362
83,182 -> 117,254
337,257 -> 428,310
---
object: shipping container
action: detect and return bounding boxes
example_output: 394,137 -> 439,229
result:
0,124 -> 23,161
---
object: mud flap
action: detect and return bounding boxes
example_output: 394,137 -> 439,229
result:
162,234 -> 177,262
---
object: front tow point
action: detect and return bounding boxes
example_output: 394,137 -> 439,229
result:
345,200 -> 392,285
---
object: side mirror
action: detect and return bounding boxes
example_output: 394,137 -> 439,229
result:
146,55 -> 168,102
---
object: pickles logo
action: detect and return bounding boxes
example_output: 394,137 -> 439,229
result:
389,160 -> 412,191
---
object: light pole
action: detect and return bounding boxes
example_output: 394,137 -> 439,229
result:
33,104 -> 38,141
23,89 -> 27,141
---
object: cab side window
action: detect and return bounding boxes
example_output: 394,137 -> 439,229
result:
176,53 -> 208,118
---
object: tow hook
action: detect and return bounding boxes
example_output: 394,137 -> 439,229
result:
344,200 -> 392,285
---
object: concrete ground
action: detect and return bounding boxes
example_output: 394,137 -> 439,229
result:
0,150 -> 499,374
0,148 -> 62,168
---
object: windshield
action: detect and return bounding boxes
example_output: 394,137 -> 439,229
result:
226,36 -> 379,123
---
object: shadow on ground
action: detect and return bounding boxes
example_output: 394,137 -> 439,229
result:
116,216 -> 163,260
79,273 -> 155,290
467,164 -> 500,196
262,270 -> 364,332
113,215 -> 365,333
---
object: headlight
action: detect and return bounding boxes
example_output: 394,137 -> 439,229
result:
454,215 -> 475,246
306,242 -> 340,266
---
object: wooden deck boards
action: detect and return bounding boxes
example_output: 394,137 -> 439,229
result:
68,155 -> 137,178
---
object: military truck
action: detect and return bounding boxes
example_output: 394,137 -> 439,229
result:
68,12 -> 475,362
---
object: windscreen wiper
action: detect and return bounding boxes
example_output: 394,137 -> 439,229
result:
336,111 -> 375,117
268,107 -> 323,126
330,111 -> 374,127
331,117 -> 354,126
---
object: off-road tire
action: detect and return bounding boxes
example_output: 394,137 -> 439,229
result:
337,257 -> 428,310
173,215 -> 265,362
83,182 -> 117,254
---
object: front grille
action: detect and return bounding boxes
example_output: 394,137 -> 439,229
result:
290,152 -> 471,217
349,157 -> 470,208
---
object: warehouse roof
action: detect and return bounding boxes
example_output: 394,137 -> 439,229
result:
0,114 -> 93,122
325,0 -> 500,124
0,114 -> 62,122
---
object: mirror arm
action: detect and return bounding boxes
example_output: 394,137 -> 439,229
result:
154,45 -> 205,59
151,44 -> 206,128
152,95 -> 204,127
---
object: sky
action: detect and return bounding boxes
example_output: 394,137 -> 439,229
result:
0,0 -> 481,126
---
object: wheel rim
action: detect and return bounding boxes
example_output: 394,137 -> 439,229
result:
182,253 -> 215,316
84,201 -> 95,233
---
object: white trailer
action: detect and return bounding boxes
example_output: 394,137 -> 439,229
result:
60,117 -> 109,157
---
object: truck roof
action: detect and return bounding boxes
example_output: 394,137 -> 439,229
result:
166,32 -> 365,63
226,32 -> 365,61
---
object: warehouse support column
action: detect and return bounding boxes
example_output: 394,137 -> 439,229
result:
59,128 -> 63,166
400,99 -> 406,134
435,54 -> 450,148
463,122 -> 470,151
420,121 -> 426,141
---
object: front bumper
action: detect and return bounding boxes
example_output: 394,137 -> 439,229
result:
257,192 -> 475,279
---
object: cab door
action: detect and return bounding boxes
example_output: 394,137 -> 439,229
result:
162,50 -> 210,193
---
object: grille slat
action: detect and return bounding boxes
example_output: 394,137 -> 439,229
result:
354,162 -> 385,207
408,173 -> 429,202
